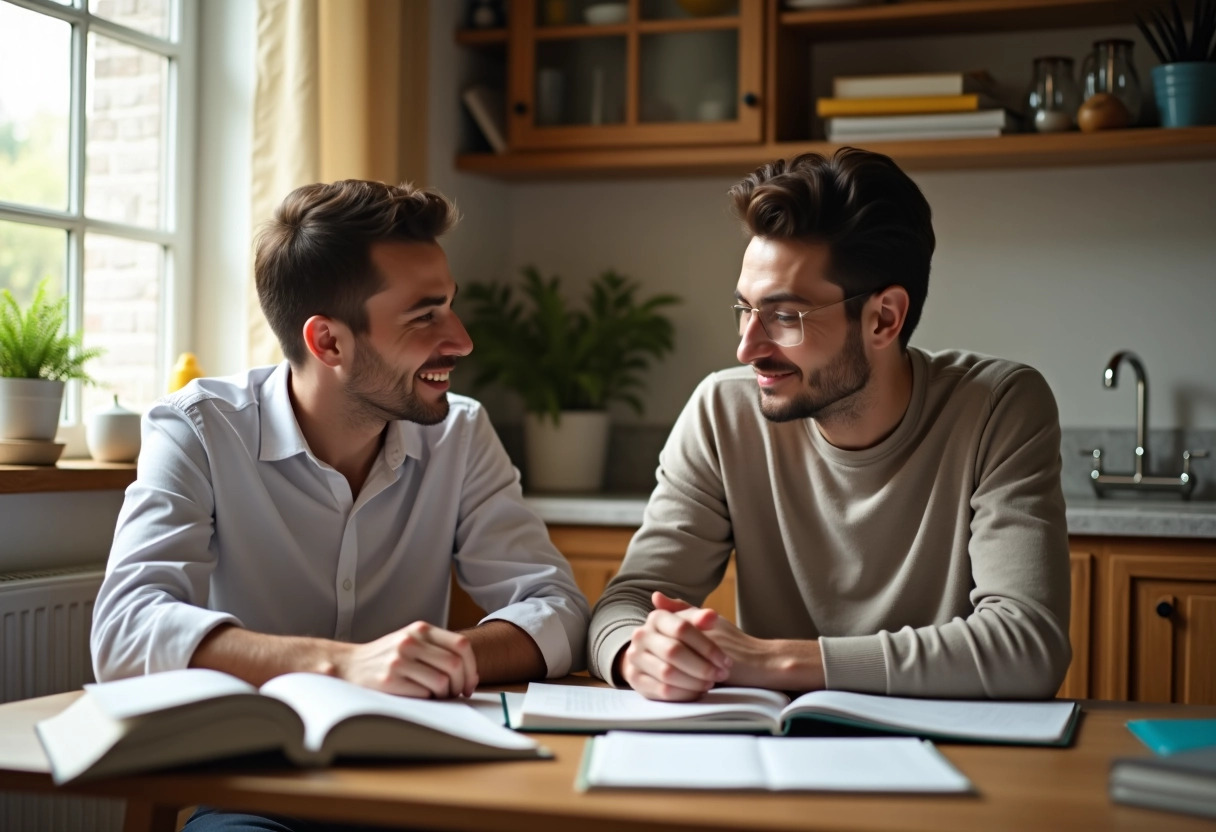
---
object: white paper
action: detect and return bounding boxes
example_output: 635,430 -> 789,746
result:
259,673 -> 539,752
588,732 -> 767,789
759,737 -> 972,792
522,683 -> 786,728
785,690 -> 1076,743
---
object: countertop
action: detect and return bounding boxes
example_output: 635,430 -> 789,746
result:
524,494 -> 1216,539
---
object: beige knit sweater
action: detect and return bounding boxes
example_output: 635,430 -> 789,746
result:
588,348 -> 1071,699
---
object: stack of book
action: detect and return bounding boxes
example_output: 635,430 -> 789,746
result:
817,71 -> 1016,143
1109,718 -> 1216,820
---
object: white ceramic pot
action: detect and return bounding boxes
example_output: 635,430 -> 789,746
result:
86,395 -> 142,462
523,410 -> 611,493
0,377 -> 66,440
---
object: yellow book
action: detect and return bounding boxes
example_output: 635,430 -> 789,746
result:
816,94 -> 1002,117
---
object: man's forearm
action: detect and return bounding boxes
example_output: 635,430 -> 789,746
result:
189,624 -> 343,686
462,620 -> 546,685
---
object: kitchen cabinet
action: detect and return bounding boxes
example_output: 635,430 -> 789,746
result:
455,0 -> 1216,176
507,0 -> 763,150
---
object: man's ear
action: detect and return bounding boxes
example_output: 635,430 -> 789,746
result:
301,315 -> 349,368
868,286 -> 909,351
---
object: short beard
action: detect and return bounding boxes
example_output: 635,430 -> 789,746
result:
758,319 -> 870,424
345,337 -> 451,426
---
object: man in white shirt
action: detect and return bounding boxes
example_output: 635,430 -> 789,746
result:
92,180 -> 589,711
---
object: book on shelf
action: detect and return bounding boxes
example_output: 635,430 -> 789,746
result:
827,128 -> 1003,143
35,669 -> 548,785
577,732 -> 973,794
831,70 -> 997,99
509,683 -> 1081,746
1109,747 -> 1216,820
461,84 -> 507,154
1127,719 -> 1216,756
816,93 -> 1006,118
826,109 -> 1014,134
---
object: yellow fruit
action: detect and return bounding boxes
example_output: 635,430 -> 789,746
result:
168,352 -> 204,393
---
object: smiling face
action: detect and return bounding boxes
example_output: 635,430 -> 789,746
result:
735,236 -> 871,424
343,241 -> 472,426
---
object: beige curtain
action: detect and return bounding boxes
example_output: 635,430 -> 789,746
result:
248,0 -> 430,367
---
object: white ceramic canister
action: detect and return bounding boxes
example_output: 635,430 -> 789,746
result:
86,395 -> 142,462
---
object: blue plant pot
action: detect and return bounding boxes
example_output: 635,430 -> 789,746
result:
1151,63 -> 1216,127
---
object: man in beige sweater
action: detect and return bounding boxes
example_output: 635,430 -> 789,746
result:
588,148 -> 1071,701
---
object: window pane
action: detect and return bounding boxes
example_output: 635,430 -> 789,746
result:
89,0 -> 172,40
85,33 -> 166,228
83,234 -> 163,416
0,4 -> 71,211
0,220 -> 68,306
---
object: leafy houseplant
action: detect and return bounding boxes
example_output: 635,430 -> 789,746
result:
0,278 -> 104,442
463,266 -> 680,491
1136,0 -> 1216,126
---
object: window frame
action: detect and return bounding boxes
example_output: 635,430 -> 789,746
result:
0,0 -> 197,452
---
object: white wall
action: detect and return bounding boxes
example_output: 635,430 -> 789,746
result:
430,14 -> 1216,430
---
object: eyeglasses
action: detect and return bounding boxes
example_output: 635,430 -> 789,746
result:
732,292 -> 872,348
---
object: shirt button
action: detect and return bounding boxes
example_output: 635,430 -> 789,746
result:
342,579 -> 352,591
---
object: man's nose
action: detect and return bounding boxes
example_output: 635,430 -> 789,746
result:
445,312 -> 474,356
736,312 -> 772,364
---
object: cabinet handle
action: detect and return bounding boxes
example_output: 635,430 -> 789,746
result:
513,101 -> 528,116
741,92 -> 759,107
1155,597 -> 1175,618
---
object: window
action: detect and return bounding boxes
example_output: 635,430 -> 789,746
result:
0,0 -> 194,432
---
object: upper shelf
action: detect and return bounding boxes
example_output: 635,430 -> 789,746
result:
779,0 -> 1151,40
456,126 -> 1216,179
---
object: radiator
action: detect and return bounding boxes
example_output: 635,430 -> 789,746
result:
0,566 -> 124,832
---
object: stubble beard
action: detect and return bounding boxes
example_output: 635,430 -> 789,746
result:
757,319 -> 871,424
346,337 -> 451,426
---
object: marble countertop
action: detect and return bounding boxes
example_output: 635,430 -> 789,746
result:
524,494 -> 1216,539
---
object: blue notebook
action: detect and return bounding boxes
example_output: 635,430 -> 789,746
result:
1127,719 -> 1216,756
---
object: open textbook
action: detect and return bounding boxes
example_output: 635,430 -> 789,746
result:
578,732 -> 973,793
512,684 -> 1080,746
36,669 -> 547,785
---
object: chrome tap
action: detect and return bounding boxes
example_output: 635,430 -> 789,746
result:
1104,351 -> 1148,480
1084,351 -> 1208,498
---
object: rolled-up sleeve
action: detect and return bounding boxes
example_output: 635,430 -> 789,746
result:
452,408 -> 591,677
91,402 -> 240,681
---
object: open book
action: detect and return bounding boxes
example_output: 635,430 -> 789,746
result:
578,732 -> 973,793
512,684 -> 1080,746
36,669 -> 547,785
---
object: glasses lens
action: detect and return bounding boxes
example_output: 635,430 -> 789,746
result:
733,305 -> 749,336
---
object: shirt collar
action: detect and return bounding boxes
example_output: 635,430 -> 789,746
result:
258,362 -> 424,469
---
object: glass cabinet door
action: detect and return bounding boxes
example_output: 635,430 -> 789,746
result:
508,0 -> 762,149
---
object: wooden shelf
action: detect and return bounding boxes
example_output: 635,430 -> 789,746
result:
0,460 -> 137,495
780,0 -> 1148,40
455,28 -> 508,47
456,126 -> 1216,178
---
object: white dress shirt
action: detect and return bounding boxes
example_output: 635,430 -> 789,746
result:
92,363 -> 590,681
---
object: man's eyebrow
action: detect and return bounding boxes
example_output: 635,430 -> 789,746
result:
404,286 -> 457,314
733,290 -> 814,306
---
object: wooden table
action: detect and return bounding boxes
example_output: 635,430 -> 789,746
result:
1,691 -> 1213,832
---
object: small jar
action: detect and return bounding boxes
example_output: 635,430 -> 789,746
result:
1082,39 -> 1142,125
1027,56 -> 1080,133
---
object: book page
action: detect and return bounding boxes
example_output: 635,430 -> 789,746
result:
784,691 -> 1076,743
758,737 -> 972,793
521,683 -> 787,729
586,732 -> 766,790
85,668 -> 257,720
259,674 -> 538,753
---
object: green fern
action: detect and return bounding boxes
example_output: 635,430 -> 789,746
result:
0,279 -> 104,382
462,266 -> 680,424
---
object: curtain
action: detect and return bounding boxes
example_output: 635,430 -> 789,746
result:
247,0 -> 429,367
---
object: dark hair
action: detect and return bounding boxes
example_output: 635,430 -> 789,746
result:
729,148 -> 934,348
254,180 -> 461,364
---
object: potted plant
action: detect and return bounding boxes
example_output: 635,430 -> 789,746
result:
1137,0 -> 1216,127
463,266 -> 679,492
0,279 -> 103,444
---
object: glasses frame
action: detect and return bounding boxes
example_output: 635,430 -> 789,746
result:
732,291 -> 873,347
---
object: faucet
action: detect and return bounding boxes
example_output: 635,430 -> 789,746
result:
1104,351 -> 1149,480
1084,350 -> 1208,499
